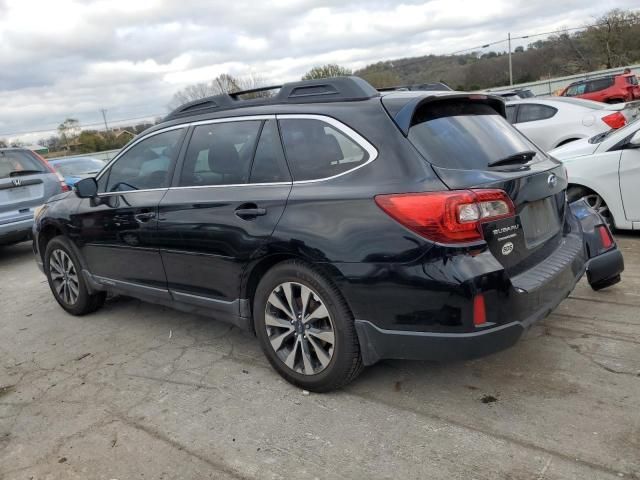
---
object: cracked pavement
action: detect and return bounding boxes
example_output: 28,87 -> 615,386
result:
1,238 -> 639,479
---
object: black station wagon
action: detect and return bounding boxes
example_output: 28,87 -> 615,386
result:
33,77 -> 624,391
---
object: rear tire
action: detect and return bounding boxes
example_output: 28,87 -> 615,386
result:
44,236 -> 106,315
253,260 -> 363,392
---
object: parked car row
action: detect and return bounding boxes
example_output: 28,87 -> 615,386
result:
31,76 -> 624,392
560,72 -> 640,104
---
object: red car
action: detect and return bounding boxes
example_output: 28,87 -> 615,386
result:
560,73 -> 640,104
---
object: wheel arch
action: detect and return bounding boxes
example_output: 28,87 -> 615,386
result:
241,254 -> 351,332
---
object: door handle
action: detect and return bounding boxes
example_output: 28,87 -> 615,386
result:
235,204 -> 267,220
134,211 -> 156,223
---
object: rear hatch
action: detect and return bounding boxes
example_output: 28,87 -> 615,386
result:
383,94 -> 567,276
0,149 -> 61,227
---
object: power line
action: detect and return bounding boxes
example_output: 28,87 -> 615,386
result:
0,113 -> 164,138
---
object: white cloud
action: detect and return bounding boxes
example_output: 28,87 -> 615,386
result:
0,0 -> 638,143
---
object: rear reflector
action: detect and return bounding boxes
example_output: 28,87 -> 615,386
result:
597,225 -> 614,250
601,112 -> 626,129
473,294 -> 487,326
375,189 -> 515,244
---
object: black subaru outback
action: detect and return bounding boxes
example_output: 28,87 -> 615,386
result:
33,77 -> 623,392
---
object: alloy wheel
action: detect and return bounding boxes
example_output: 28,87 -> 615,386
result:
49,249 -> 80,305
584,193 -> 612,225
264,282 -> 335,375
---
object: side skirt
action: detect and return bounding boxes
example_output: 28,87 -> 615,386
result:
83,270 -> 252,331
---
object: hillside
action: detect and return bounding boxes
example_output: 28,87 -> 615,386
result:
355,9 -> 640,90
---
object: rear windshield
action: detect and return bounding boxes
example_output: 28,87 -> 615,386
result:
0,150 -> 46,179
408,101 -> 540,170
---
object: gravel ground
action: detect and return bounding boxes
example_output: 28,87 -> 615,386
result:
1,236 -> 639,480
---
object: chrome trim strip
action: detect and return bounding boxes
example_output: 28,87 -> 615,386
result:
94,113 -> 378,194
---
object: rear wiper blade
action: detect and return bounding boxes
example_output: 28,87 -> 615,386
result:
9,169 -> 45,177
488,150 -> 537,167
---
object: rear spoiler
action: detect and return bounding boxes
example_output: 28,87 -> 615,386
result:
382,93 -> 506,136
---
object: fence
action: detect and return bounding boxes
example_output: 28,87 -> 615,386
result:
47,149 -> 120,162
485,64 -> 640,97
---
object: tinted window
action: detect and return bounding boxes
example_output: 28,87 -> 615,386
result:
407,100 -> 540,170
565,84 -> 586,96
52,159 -> 105,176
105,129 -> 184,192
249,120 -> 291,183
516,104 -> 557,123
180,121 -> 261,187
586,77 -> 614,93
0,150 -> 46,179
505,105 -> 517,124
279,118 -> 368,181
626,75 -> 638,86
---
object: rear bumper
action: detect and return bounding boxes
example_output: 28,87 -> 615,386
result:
354,253 -> 583,366
0,218 -> 33,245
344,202 -> 624,366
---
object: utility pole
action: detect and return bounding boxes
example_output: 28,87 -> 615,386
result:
100,109 -> 109,133
508,32 -> 513,86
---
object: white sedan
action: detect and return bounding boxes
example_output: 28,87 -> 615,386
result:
506,97 -> 629,152
550,120 -> 640,230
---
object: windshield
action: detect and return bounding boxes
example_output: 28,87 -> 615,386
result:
0,150 -> 46,179
408,100 -> 542,170
52,158 -> 105,176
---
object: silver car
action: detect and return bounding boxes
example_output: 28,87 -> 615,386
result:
0,148 -> 65,246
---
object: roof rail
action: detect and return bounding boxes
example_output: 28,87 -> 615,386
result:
378,82 -> 453,93
165,76 -> 379,121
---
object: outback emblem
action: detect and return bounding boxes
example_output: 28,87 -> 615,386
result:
501,242 -> 514,256
11,178 -> 22,187
547,174 -> 558,189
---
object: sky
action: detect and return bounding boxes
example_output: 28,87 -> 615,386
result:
0,0 -> 638,144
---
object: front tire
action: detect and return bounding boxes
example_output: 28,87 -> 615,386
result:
254,260 -> 363,392
44,236 -> 106,315
567,186 -> 614,229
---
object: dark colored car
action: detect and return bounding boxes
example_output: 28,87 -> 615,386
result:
32,77 -> 624,391
49,157 -> 107,188
560,73 -> 640,103
0,148 -> 67,246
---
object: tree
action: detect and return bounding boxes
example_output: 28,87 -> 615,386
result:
360,70 -> 401,88
302,64 -> 352,80
169,73 -> 272,110
58,118 -> 80,150
0,139 -> 7,148
583,9 -> 640,68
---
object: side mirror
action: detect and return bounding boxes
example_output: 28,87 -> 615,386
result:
74,177 -> 98,198
629,130 -> 640,147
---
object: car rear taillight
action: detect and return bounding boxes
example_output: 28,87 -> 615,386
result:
33,152 -> 70,192
597,225 -> 614,250
601,112 -> 626,129
374,189 -> 516,244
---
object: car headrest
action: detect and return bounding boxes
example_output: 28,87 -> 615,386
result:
208,139 -> 240,174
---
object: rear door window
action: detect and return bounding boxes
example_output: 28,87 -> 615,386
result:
179,121 -> 261,187
516,104 -> 557,123
249,120 -> 291,184
407,100 -> 541,170
279,118 -> 368,181
586,77 -> 614,93
0,150 -> 46,179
